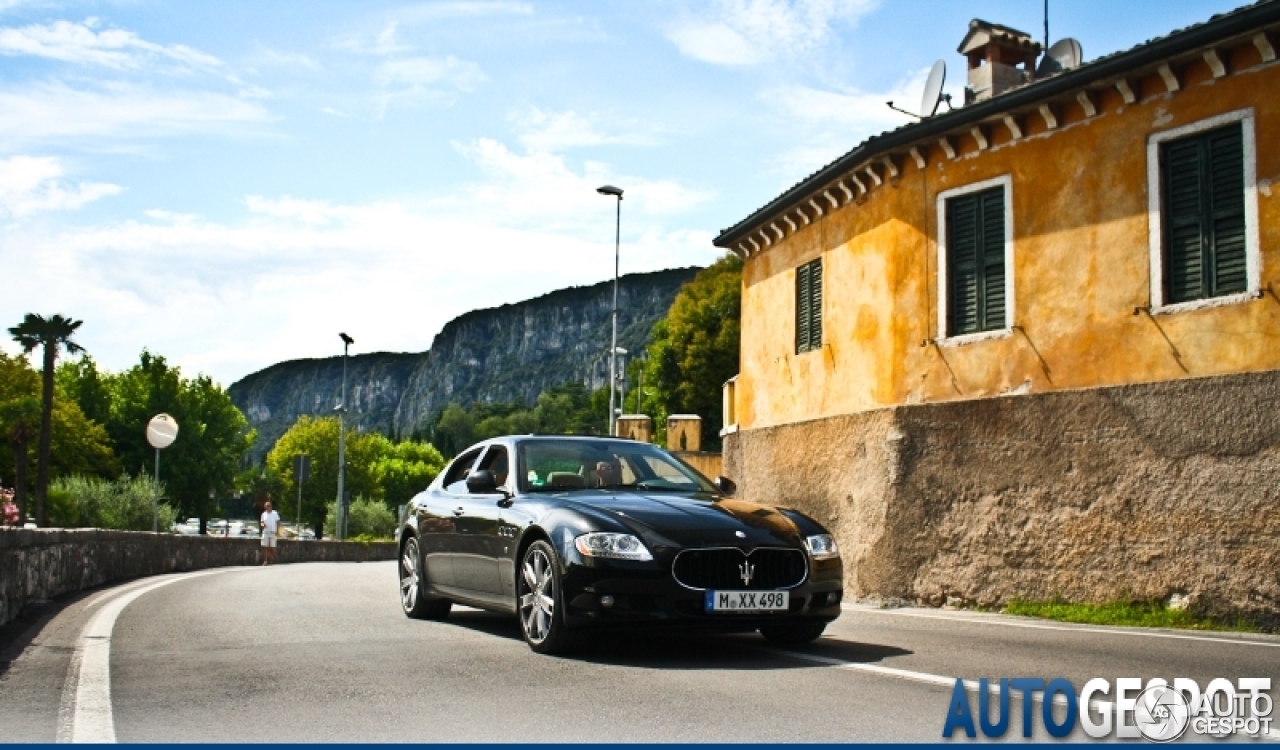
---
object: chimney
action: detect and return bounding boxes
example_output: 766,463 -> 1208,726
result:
958,19 -> 1042,104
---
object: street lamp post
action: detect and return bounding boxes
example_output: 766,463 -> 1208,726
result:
614,346 -> 628,424
596,184 -> 623,436
337,333 -> 354,540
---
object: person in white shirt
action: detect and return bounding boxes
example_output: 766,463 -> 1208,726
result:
260,501 -> 281,565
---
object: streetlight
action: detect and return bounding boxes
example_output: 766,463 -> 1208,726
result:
596,184 -> 623,436
337,332 -> 354,540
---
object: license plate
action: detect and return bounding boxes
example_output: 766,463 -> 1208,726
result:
705,590 -> 789,613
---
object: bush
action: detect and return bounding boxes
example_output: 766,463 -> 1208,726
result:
49,475 -> 177,531
324,495 -> 396,539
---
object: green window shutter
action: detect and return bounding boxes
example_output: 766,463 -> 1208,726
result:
795,258 -> 822,353
796,261 -> 811,352
947,186 -> 1005,335
1207,125 -> 1246,296
1162,122 -> 1245,303
810,258 -> 823,348
979,189 -> 1007,331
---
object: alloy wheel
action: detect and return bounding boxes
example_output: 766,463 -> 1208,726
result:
519,547 -> 556,643
400,538 -> 420,613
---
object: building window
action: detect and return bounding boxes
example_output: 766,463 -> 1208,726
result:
795,258 -> 822,353
936,175 -> 1013,342
1147,109 -> 1258,313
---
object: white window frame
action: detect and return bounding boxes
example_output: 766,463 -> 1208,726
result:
936,174 -> 1015,345
1146,108 -> 1260,314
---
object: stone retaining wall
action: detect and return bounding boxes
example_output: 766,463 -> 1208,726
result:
0,528 -> 395,628
724,369 -> 1280,627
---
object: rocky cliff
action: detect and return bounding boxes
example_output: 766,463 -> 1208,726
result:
229,268 -> 699,461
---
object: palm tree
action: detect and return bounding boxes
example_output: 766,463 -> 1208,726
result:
9,314 -> 84,527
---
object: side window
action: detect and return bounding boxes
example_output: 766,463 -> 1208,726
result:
1161,123 -> 1246,304
946,185 -> 1006,336
795,258 -> 823,353
476,446 -> 509,488
442,448 -> 483,494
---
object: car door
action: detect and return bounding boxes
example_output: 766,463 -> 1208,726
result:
450,445 -> 509,596
417,447 -> 483,588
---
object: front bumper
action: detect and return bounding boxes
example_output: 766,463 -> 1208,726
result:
560,555 -> 844,632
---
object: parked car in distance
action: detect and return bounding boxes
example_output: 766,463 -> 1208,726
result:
398,435 -> 843,654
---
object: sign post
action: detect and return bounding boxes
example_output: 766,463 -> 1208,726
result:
146,414 -> 179,533
293,454 -> 311,540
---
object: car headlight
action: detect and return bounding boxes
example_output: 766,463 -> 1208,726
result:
805,534 -> 839,560
574,532 -> 653,561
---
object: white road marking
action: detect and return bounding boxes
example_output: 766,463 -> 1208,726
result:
842,604 -> 1280,648
55,568 -> 248,744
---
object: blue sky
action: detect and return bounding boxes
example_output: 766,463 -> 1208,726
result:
0,0 -> 1246,385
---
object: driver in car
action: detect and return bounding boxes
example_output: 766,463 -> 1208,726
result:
595,458 -> 623,488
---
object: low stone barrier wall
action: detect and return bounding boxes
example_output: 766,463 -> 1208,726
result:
0,528 -> 395,628
724,369 -> 1280,628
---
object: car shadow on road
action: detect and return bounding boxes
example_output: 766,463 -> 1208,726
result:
443,609 -> 912,670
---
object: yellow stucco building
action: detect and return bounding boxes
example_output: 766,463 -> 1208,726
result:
714,4 -> 1280,623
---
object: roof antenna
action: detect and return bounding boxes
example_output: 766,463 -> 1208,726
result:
1044,0 -> 1050,53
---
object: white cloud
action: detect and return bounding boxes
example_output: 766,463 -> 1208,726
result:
666,0 -> 879,66
0,18 -> 223,72
450,137 -> 714,227
510,107 -> 658,152
399,1 -> 534,22
760,65 -> 965,178
0,81 -> 273,147
0,155 -> 121,218
0,187 -> 717,384
373,55 -> 485,115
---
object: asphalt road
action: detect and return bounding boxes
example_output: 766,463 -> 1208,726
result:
1,562 -> 1277,743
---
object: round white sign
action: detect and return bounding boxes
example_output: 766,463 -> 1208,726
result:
146,413 -> 179,449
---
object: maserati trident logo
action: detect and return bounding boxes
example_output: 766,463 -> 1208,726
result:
739,560 -> 755,586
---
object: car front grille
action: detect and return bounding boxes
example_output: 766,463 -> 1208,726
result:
671,547 -> 807,591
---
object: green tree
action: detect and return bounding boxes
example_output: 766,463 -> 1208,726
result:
265,416 -> 383,538
105,351 -> 254,530
643,254 -> 741,449
324,495 -> 396,539
434,403 -> 476,456
0,352 -> 40,521
57,355 -> 113,426
371,439 -> 445,509
8,314 -> 85,526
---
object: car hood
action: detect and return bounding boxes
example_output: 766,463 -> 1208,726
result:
561,492 -> 806,550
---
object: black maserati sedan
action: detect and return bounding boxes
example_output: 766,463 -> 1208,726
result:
397,435 -> 843,654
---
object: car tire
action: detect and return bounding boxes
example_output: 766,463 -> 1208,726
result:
400,536 -> 451,620
517,540 -> 574,654
759,621 -> 826,646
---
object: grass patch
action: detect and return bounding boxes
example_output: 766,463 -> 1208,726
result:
1002,599 -> 1259,633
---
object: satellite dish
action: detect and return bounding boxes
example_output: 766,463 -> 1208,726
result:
146,413 -> 179,450
920,59 -> 947,117
1036,38 -> 1083,76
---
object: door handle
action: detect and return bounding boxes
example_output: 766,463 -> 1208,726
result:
453,507 -> 465,516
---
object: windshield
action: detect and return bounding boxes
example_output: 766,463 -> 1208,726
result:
518,439 -> 717,494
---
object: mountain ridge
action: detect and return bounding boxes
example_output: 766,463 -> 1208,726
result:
229,267 -> 700,461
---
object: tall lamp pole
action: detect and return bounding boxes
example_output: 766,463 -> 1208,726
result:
337,333 -> 354,540
596,184 -> 623,436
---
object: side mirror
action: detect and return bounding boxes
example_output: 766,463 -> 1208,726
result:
713,476 -> 737,496
466,469 -> 498,495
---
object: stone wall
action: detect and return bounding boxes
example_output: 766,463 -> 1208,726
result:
0,529 -> 395,628
723,369 -> 1280,627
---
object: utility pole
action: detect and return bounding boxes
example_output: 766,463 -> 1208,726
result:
337,333 -> 353,540
596,184 -> 623,435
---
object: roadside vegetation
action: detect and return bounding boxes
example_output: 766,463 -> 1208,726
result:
1002,599 -> 1260,632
